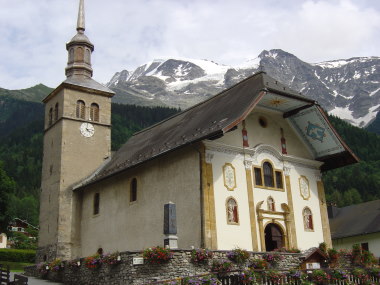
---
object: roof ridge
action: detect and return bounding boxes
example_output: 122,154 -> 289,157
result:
133,71 -> 266,136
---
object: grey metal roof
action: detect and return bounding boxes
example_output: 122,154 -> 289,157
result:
63,76 -> 114,94
78,71 -> 357,189
330,200 -> 380,239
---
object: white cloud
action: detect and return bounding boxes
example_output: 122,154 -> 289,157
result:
0,0 -> 378,89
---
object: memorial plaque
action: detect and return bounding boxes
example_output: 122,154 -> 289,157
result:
164,202 -> 177,235
133,257 -> 144,265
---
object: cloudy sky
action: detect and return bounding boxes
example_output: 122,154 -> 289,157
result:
0,0 -> 379,89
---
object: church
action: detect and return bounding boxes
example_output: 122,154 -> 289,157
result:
37,0 -> 358,262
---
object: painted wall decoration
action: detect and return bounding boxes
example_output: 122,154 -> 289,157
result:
223,163 -> 237,191
267,196 -> 276,211
306,122 -> 326,142
299,176 -> 310,200
303,207 -> 314,231
226,197 -> 239,224
288,106 -> 344,158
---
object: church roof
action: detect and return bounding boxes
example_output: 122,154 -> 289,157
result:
76,71 -> 358,189
329,200 -> 380,239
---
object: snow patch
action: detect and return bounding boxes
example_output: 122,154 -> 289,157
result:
329,104 -> 380,127
369,87 -> 380,97
236,56 -> 260,70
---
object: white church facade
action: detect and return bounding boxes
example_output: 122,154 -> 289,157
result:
37,0 -> 358,262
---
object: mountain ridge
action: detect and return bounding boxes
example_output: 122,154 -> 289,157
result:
107,49 -> 380,127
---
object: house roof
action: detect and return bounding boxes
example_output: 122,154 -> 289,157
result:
301,247 -> 328,261
329,200 -> 380,239
75,71 -> 358,190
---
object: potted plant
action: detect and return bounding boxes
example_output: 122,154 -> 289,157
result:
190,248 -> 213,264
227,248 -> 250,264
84,254 -> 103,269
143,246 -> 173,264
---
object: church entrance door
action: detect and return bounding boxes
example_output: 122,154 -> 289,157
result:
264,223 -> 283,251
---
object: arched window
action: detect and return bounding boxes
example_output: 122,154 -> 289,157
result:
54,103 -> 59,121
303,207 -> 313,230
93,193 -> 100,215
263,162 -> 274,187
76,100 -> 85,119
130,178 -> 137,202
90,103 -> 99,122
48,108 -> 53,126
267,196 -> 275,211
226,197 -> 239,224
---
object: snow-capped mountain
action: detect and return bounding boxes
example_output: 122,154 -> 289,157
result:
107,49 -> 380,127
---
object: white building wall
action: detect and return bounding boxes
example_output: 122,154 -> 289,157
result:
209,108 -> 326,251
288,165 -> 325,250
211,152 -> 253,250
333,232 -> 380,258
0,233 -> 7,249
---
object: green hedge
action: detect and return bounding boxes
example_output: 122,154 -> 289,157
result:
0,249 -> 36,263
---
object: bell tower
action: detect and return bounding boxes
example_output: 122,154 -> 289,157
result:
37,0 -> 114,261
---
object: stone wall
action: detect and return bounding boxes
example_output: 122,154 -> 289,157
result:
25,250 -> 303,285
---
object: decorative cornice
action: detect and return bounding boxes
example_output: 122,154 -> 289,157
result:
203,141 -> 324,170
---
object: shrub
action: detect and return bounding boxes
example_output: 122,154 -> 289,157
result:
250,258 -> 269,269
190,248 -> 213,264
262,252 -> 284,265
49,259 -> 63,272
311,269 -> 330,284
102,252 -> 121,265
0,248 -> 35,263
329,270 -> 348,281
362,250 -> 377,267
318,242 -> 327,254
143,246 -> 173,264
328,248 -> 339,260
369,267 -> 380,278
240,269 -> 262,284
263,270 -> 284,284
210,260 -> 233,273
226,248 -> 250,264
84,254 -> 102,269
351,267 -> 369,282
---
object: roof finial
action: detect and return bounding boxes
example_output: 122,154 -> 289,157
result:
77,0 -> 85,33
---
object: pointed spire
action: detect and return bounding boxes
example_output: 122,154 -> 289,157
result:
77,0 -> 85,33
65,0 -> 94,78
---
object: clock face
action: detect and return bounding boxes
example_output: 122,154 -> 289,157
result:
299,176 -> 310,199
80,122 -> 95,137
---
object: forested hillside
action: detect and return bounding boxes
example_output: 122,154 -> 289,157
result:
323,116 -> 380,206
1,94 -> 380,230
0,96 -> 179,228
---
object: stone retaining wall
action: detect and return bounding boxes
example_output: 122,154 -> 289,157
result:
24,250 -> 303,285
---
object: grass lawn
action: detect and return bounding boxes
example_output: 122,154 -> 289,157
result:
0,261 -> 34,272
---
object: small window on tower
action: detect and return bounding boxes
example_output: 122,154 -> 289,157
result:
90,103 -> 99,122
93,193 -> 100,215
48,108 -> 53,126
130,178 -> 137,202
54,103 -> 59,121
76,100 -> 85,119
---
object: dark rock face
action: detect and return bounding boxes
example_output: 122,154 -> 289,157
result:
107,50 -> 380,127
